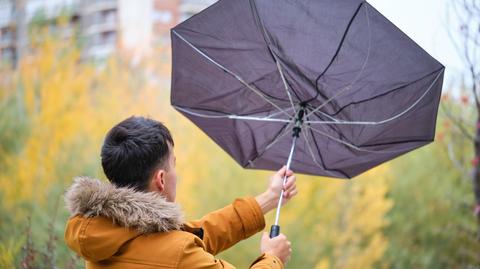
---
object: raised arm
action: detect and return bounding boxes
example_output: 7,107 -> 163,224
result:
184,166 -> 297,255
185,196 -> 264,255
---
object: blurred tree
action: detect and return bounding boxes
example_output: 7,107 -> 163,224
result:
0,30 -> 178,267
445,0 -> 480,229
383,114 -> 480,268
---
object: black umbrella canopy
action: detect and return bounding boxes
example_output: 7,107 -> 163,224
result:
170,0 -> 444,179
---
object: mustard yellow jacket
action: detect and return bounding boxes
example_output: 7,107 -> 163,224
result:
64,177 -> 283,269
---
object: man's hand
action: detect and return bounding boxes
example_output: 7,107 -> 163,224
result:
260,232 -> 292,264
255,166 -> 297,214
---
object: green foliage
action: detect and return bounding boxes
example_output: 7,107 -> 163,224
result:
384,111 -> 480,268
0,85 -> 29,164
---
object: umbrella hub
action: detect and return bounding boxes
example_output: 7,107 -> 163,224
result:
292,105 -> 306,138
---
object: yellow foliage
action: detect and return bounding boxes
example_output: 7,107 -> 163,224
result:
0,239 -> 22,269
315,259 -> 330,269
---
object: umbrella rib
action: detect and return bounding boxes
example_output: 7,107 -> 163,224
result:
305,3 -> 372,119
172,30 -> 292,118
303,70 -> 443,126
276,59 -> 297,114
306,106 -> 341,122
306,125 -> 411,154
261,121 -> 294,153
302,129 -> 323,168
301,127 -> 339,177
246,121 -> 295,166
266,107 -> 295,119
306,127 -> 351,178
305,67 -> 444,118
228,116 -> 290,123
174,106 -> 292,123
305,1 -> 366,104
249,0 -> 300,112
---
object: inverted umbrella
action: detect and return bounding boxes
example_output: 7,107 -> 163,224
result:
170,0 -> 444,237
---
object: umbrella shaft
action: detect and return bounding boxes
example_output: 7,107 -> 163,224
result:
274,135 -> 297,226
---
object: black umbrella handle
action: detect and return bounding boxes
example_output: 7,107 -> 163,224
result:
269,225 -> 280,238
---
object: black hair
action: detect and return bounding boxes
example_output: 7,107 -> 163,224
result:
101,116 -> 174,191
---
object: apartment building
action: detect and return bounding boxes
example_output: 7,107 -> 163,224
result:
80,0 -> 118,59
0,0 -> 216,65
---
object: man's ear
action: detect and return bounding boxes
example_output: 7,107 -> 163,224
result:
152,169 -> 166,192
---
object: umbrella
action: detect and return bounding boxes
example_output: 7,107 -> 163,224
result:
170,0 -> 444,237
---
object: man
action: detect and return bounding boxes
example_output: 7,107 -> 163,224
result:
64,116 -> 297,269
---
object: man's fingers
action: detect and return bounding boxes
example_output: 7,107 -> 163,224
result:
282,175 -> 296,190
289,189 -> 298,198
276,166 -> 293,178
282,175 -> 297,199
285,182 -> 297,193
283,186 -> 296,197
283,189 -> 298,199
276,166 -> 287,176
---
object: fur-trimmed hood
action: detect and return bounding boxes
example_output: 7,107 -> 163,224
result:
64,176 -> 184,234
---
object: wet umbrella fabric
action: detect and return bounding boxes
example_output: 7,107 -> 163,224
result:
170,0 -> 444,235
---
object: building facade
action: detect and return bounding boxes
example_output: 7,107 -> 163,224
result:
0,0 -> 215,66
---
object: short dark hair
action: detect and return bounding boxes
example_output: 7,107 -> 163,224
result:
101,116 -> 174,191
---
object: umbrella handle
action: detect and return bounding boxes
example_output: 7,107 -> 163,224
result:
269,224 -> 280,238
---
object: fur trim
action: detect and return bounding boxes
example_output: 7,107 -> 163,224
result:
64,176 -> 184,234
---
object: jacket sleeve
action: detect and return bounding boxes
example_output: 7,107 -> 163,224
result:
250,254 -> 284,269
177,235 -> 283,269
185,197 -> 265,255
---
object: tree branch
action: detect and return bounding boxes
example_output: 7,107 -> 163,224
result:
447,142 -> 471,179
440,102 -> 476,141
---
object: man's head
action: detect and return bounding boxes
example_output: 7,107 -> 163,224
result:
101,116 -> 177,201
